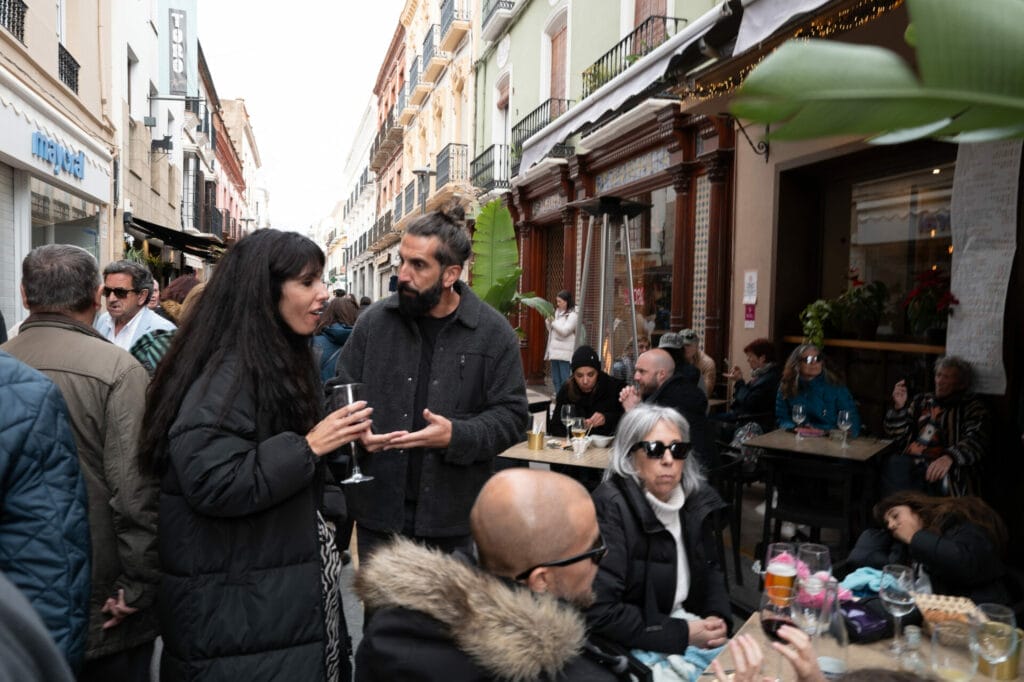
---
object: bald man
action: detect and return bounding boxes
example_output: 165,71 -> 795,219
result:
354,469 -> 631,681
620,349 -> 710,467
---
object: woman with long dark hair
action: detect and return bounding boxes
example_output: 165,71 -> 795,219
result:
312,295 -> 360,382
848,492 -> 1017,605
141,230 -> 369,681
545,289 -> 578,391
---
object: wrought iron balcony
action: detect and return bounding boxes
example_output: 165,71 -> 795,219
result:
482,0 -> 514,42
58,43 -> 80,94
440,0 -> 470,52
423,25 -> 450,81
511,98 -> 574,156
369,108 -> 401,171
470,144 -> 511,193
581,16 -> 686,98
1,0 -> 27,42
404,181 -> 416,216
435,143 -> 468,190
397,83 -> 418,125
394,193 -> 403,221
409,55 -> 431,105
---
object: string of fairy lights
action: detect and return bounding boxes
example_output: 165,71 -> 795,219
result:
684,0 -> 906,101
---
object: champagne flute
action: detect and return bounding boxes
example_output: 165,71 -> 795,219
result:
837,409 -> 853,448
880,564 -> 916,655
560,404 -> 576,447
760,585 -> 796,681
971,603 -> 1018,667
330,383 -> 374,485
792,404 -> 807,440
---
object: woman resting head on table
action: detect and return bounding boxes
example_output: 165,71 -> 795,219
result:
710,625 -> 926,681
848,491 -> 1016,606
585,404 -> 731,654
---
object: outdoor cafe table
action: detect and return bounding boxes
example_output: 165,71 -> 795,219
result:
498,440 -> 611,470
704,612 -> 1023,679
743,429 -> 895,554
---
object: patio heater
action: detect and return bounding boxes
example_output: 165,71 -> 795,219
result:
566,196 -> 652,370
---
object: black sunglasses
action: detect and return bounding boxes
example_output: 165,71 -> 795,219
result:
103,286 -> 140,299
515,536 -> 607,581
630,440 -> 691,460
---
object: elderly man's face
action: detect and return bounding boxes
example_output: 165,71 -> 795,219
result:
104,273 -> 147,324
935,366 -> 963,398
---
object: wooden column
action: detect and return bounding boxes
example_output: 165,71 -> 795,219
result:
561,206 -> 577,295
518,221 -> 547,385
670,164 -> 698,331
703,148 -> 734,370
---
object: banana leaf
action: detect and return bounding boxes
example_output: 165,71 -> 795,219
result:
470,199 -> 520,301
730,0 -> 1024,143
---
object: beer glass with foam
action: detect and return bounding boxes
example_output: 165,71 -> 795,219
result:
764,542 -> 797,591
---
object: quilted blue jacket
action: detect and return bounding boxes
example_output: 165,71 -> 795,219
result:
0,350 -> 91,670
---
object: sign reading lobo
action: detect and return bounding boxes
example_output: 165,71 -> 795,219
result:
31,132 -> 85,180
169,9 -> 187,96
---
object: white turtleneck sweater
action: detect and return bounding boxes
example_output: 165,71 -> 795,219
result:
644,485 -> 698,619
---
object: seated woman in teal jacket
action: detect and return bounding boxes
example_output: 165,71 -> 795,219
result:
775,344 -> 861,436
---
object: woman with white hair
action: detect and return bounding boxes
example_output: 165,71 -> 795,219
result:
586,404 -> 731,656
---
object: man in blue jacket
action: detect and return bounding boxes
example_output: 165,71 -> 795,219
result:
0,350 -> 90,670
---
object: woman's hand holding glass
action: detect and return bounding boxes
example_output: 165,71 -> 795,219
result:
305,401 -> 373,457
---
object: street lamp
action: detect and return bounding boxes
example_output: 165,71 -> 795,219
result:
411,164 -> 436,215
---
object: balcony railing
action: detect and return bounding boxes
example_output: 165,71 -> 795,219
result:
440,0 -> 470,51
470,144 -> 511,193
423,24 -> 438,66
482,0 -> 513,33
582,16 -> 686,98
58,43 -> 80,93
1,0 -> 27,42
394,193 -> 403,221
435,143 -> 468,189
408,56 -> 420,92
404,181 -> 416,216
511,98 -> 574,156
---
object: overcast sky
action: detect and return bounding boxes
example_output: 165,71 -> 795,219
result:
198,2 -> 406,231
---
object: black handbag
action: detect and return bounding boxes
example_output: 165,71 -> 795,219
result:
841,596 -> 923,644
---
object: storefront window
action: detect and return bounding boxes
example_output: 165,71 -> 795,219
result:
30,177 -> 100,258
850,164 -> 954,336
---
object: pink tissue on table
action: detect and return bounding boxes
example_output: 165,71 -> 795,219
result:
771,552 -> 854,605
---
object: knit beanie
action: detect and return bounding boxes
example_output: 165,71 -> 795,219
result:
570,345 -> 601,372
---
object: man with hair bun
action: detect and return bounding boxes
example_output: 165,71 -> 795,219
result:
337,207 -> 529,562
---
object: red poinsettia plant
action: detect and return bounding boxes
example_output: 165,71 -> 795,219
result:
902,268 -> 959,335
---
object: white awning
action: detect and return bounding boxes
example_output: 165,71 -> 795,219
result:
518,0 -> 835,171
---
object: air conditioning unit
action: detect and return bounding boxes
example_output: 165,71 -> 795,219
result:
143,116 -> 157,127
151,135 -> 173,152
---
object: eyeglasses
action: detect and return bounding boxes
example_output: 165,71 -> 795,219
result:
802,355 -> 822,365
630,440 -> 691,460
103,286 -> 140,298
514,535 -> 607,581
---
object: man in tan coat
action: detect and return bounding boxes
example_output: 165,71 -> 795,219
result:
3,245 -> 158,682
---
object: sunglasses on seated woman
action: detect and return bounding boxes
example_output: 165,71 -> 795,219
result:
629,440 -> 691,460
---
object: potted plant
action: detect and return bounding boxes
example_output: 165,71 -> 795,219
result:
799,298 -> 838,347
470,199 -> 553,334
835,268 -> 889,339
902,268 -> 959,343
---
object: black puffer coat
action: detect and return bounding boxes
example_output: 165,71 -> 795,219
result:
158,357 -> 331,681
586,475 -> 730,654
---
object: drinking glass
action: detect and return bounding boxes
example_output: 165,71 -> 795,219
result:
560,404 -> 576,447
971,603 -> 1018,666
837,410 -> 853,447
880,564 -> 916,655
794,543 -> 831,635
329,383 -> 374,485
764,542 -> 797,592
570,417 -> 588,441
931,621 -> 977,681
798,543 -> 832,579
792,404 -> 807,440
760,585 -> 796,681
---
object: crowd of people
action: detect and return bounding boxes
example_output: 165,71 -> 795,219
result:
0,206 -> 1019,681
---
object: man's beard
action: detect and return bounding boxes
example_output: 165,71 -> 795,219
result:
397,277 -> 444,317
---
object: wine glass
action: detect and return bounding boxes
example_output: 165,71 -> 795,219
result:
837,409 -> 853,448
932,621 -> 977,681
792,404 -> 807,440
560,404 -> 576,447
329,383 -> 374,485
880,564 -> 916,655
971,603 -> 1018,667
760,585 -> 796,681
571,417 -> 588,441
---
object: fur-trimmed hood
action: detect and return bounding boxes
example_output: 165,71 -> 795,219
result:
355,538 -> 587,682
